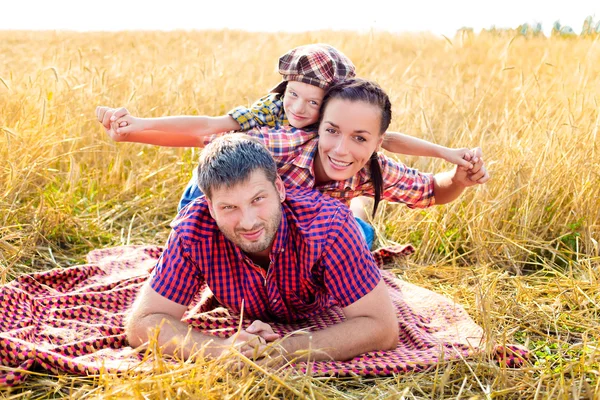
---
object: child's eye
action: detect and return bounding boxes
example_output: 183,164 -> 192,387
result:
289,91 -> 298,97
222,205 -> 236,210
252,196 -> 265,203
309,100 -> 319,106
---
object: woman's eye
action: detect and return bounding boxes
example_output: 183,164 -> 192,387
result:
326,128 -> 337,134
355,136 -> 367,143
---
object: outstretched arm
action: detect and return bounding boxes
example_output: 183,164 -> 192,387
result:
96,106 -> 240,147
382,131 -> 474,169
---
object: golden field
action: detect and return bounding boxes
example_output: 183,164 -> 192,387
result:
1,29 -> 599,398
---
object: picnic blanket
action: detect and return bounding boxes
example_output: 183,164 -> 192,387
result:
0,245 -> 527,385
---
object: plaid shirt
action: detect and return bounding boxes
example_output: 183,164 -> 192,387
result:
202,127 -> 435,208
150,186 -> 381,322
227,93 -> 290,131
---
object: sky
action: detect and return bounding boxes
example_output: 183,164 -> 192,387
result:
3,0 -> 599,36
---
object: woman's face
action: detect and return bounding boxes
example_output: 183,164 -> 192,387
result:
314,98 -> 384,183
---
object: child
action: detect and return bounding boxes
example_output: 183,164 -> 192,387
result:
97,43 -> 474,247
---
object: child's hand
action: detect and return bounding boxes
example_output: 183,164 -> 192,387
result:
442,147 -> 474,170
96,106 -> 128,130
95,107 -> 146,141
96,106 -> 131,140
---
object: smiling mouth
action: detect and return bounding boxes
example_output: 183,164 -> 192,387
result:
239,228 -> 264,240
329,157 -> 352,168
290,112 -> 305,120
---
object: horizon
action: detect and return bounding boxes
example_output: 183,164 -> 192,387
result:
3,0 -> 599,37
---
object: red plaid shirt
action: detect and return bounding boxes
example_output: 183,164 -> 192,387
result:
150,186 -> 381,322
202,127 -> 435,208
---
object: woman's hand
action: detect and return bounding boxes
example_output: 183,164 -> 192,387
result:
452,147 -> 490,187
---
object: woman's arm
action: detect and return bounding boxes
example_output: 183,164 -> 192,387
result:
432,148 -> 489,205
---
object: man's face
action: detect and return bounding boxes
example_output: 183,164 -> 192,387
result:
206,170 -> 285,258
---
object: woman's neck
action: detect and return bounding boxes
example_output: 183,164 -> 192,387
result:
312,151 -> 330,185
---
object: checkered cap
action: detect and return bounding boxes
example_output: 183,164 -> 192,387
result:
270,44 -> 356,93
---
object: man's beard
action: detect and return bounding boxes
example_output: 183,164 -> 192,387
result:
218,207 -> 282,255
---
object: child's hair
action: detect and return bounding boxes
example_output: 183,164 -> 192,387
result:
270,44 -> 356,94
319,78 -> 393,217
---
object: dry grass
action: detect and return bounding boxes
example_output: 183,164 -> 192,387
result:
1,29 -> 599,398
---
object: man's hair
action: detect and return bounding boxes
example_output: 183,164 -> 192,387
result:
197,134 -> 278,198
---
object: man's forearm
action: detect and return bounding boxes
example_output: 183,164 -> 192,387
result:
127,313 -> 225,359
281,315 -> 398,362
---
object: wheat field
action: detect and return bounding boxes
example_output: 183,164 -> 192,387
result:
1,29 -> 599,399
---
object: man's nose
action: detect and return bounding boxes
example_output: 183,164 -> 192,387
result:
238,208 -> 258,230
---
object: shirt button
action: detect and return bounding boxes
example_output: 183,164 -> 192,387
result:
272,299 -> 278,304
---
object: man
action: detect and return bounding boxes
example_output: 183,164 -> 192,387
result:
126,134 -> 399,363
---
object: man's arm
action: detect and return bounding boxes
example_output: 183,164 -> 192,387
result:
96,106 -> 240,147
265,279 -> 398,363
433,147 -> 489,205
126,282 -> 269,359
382,131 -> 473,169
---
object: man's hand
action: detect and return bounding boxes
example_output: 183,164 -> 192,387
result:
223,320 -> 281,359
245,320 -> 280,342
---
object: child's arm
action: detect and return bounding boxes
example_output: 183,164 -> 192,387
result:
96,106 -> 240,147
382,131 -> 473,169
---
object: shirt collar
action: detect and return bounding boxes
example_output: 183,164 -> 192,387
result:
292,137 -> 319,171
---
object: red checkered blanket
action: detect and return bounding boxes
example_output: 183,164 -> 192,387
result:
0,245 -> 527,385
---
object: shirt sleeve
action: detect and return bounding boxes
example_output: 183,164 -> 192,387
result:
227,94 -> 286,131
319,210 -> 381,308
149,229 -> 204,306
379,154 -> 436,208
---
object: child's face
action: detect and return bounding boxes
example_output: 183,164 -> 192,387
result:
314,98 -> 384,183
283,82 -> 325,129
